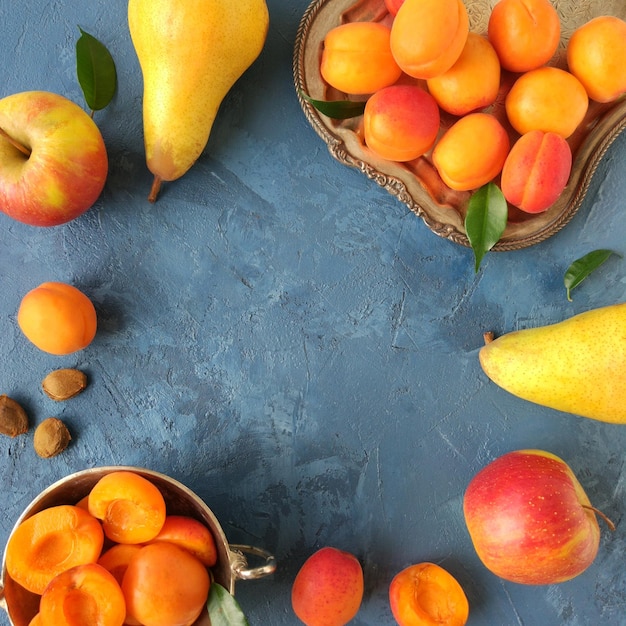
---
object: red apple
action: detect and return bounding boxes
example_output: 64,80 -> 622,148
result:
463,449 -> 607,585
385,0 -> 405,15
0,91 -> 108,226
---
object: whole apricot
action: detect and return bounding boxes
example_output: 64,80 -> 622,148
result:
320,22 -> 402,95
390,0 -> 469,79
505,66 -> 588,139
487,0 -> 560,72
363,85 -> 440,162
291,547 -> 364,626
427,33 -> 501,116
389,562 -> 469,626
122,542 -> 210,626
567,16 -> 626,103
500,130 -> 572,213
432,113 -> 510,191
17,281 -> 97,355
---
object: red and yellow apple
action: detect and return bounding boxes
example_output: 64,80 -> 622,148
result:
291,546 -> 363,626
463,449 -> 606,585
0,90 -> 108,226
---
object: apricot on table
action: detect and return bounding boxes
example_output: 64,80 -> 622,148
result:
17,281 -> 97,355
567,16 -> 626,103
390,0 -> 469,79
500,129 -> 572,213
389,562 -> 469,626
38,563 -> 126,626
122,542 -> 210,626
505,67 -> 588,139
363,85 -> 440,162
320,22 -> 402,95
426,32 -> 501,116
432,113 -> 510,191
5,504 -> 104,595
151,514 -> 218,567
291,546 -> 364,626
88,471 -> 167,544
487,0 -> 560,72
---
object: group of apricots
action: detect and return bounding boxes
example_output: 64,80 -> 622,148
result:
320,0 -> 626,214
5,471 -> 217,626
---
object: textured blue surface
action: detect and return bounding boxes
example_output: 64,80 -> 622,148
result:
1,1 -> 626,624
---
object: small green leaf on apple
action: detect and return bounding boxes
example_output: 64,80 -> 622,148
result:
564,249 -> 621,301
76,27 -> 117,116
465,182 -> 508,273
299,91 -> 366,120
206,582 -> 249,626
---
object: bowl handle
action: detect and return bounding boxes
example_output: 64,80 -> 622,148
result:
229,544 -> 276,581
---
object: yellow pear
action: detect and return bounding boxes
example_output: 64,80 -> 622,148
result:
479,302 -> 626,424
128,0 -> 269,201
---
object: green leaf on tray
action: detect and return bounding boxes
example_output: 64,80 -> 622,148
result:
299,91 -> 366,119
465,182 -> 508,273
564,249 -> 621,301
76,27 -> 117,114
206,582 -> 250,626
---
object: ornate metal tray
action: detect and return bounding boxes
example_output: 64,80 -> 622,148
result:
293,0 -> 626,250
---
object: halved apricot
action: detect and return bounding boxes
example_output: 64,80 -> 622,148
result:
38,563 -> 126,626
88,471 -> 166,544
5,505 -> 104,595
150,515 -> 218,567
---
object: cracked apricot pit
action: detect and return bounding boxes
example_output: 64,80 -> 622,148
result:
17,281 -> 97,355
389,562 -> 469,626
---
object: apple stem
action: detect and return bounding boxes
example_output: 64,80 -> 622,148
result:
583,504 -> 616,531
483,331 -> 495,345
0,125 -> 31,157
148,175 -> 162,203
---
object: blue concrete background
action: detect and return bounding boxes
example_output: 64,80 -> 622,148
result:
1,1 -> 626,624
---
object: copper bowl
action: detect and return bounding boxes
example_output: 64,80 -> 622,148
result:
0,466 -> 276,626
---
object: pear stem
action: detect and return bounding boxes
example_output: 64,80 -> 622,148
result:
148,174 -> 162,203
0,125 -> 31,157
483,331 -> 495,345
583,504 -> 616,531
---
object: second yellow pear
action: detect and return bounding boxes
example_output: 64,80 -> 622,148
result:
128,0 -> 269,201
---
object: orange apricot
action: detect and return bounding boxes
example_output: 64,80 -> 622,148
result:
291,547 -> 364,626
500,130 -> 572,213
98,544 -> 144,586
122,542 -> 210,626
487,0 -> 560,72
384,0 -> 405,15
390,0 -> 469,79
505,66 -> 588,139
150,514 -> 217,567
28,614 -> 43,626
17,281 -> 97,355
389,562 -> 469,626
38,563 -> 126,626
427,32 -> 501,116
567,16 -> 626,103
363,85 -> 440,162
88,471 -> 167,544
320,22 -> 402,95
5,505 -> 104,595
432,113 -> 510,191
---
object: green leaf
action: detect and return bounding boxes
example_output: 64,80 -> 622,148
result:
206,583 -> 250,626
564,249 -> 621,301
76,27 -> 117,113
465,183 -> 508,272
299,91 -> 366,119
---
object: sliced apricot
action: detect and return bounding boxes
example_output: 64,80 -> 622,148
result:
122,542 -> 210,626
38,563 -> 126,626
389,562 -> 469,626
5,505 -> 104,595
150,515 -> 218,567
88,471 -> 166,544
